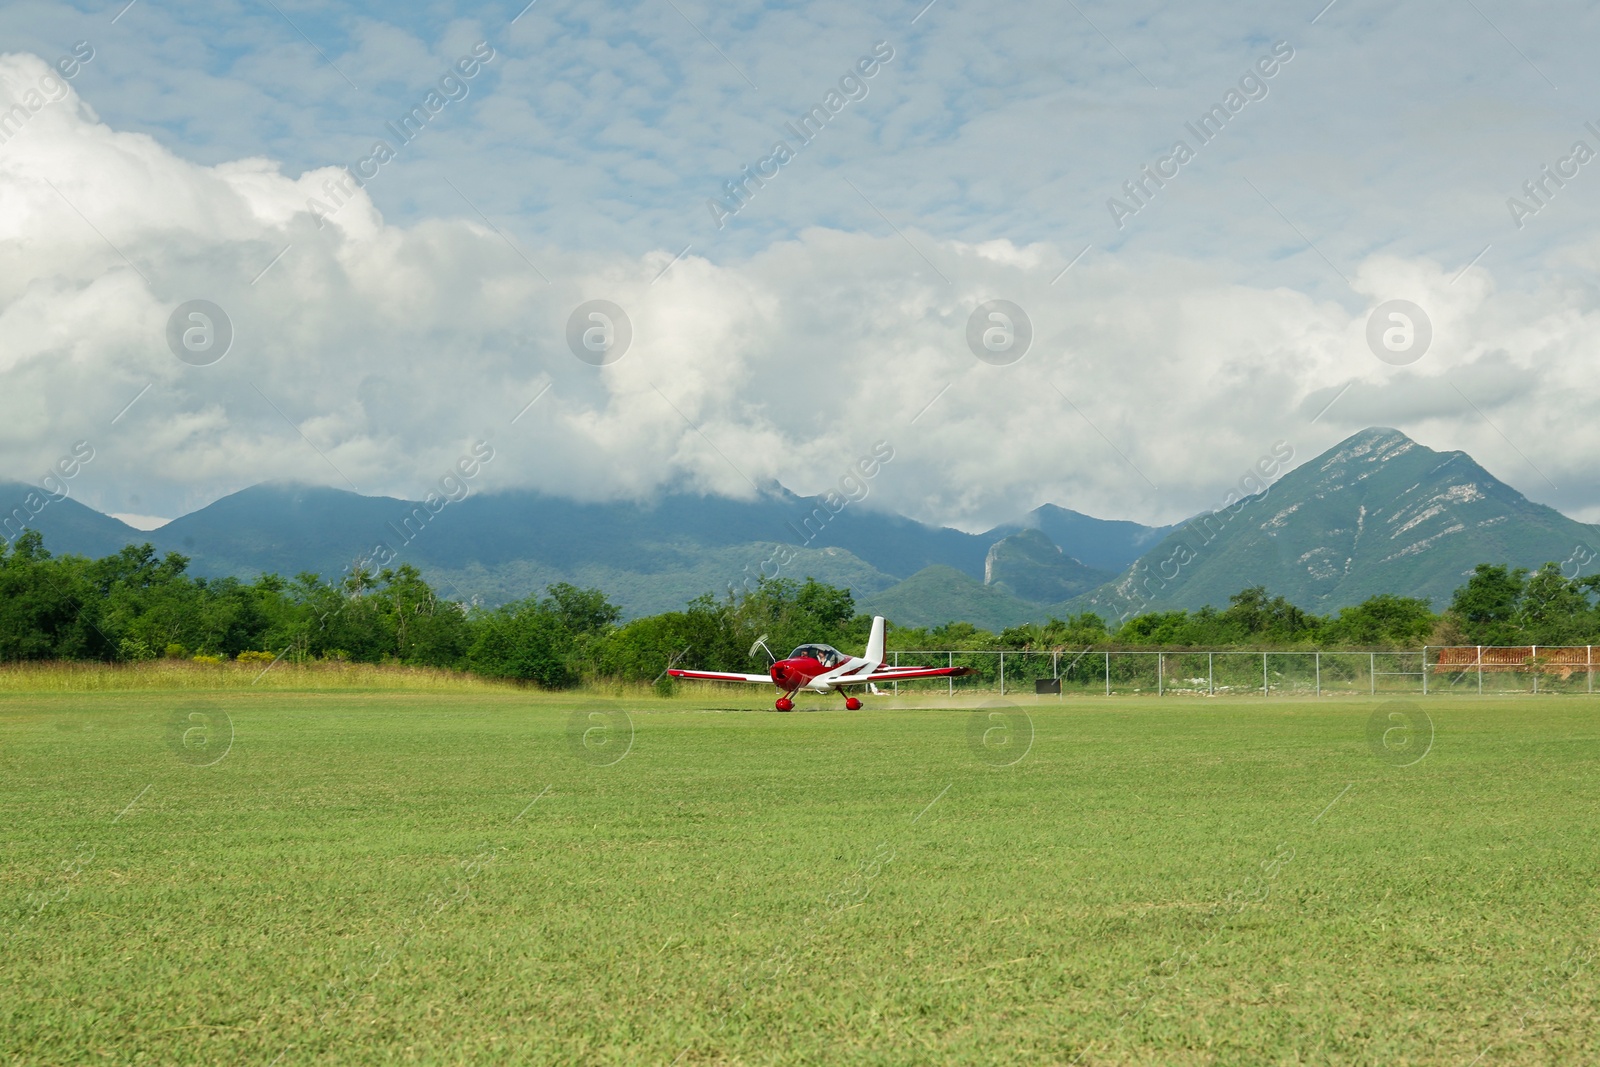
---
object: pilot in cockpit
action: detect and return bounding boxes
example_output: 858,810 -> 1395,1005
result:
790,644 -> 844,668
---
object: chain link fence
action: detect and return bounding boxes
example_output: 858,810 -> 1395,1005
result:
882,647 -> 1600,697
883,649 -> 1432,697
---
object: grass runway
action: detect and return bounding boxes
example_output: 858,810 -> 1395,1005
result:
2,684 -> 1597,1064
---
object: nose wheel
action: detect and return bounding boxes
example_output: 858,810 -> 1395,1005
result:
844,697 -> 862,711
775,696 -> 795,712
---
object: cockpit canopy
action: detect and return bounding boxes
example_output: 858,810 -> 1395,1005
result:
788,643 -> 847,668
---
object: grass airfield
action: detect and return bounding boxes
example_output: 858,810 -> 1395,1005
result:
3,681 -> 1598,1065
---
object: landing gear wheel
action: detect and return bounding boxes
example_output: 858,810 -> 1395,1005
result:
775,697 -> 795,712
844,697 -> 863,711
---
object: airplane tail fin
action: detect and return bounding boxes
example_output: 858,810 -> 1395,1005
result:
864,615 -> 886,666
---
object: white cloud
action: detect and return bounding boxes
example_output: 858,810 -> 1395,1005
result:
2,44 -> 1600,535
110,512 -> 169,530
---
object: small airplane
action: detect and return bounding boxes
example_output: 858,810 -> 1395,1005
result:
668,615 -> 974,711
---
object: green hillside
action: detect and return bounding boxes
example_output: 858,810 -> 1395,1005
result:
426,542 -> 899,617
861,565 -> 1056,630
984,528 -> 1115,602
1077,427 -> 1600,617
0,483 -> 143,559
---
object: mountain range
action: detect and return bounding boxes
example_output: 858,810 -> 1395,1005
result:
1,427 -> 1593,626
0,477 -> 1165,621
1073,427 -> 1600,619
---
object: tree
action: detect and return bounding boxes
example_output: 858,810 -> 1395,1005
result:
376,565 -> 470,667
1220,586 -> 1319,644
466,584 -> 620,686
793,579 -> 856,634
467,602 -> 574,687
1114,610 -> 1193,646
542,582 -> 622,637
1450,564 -> 1527,644
711,577 -> 866,662
1002,613 -> 1109,649
1321,594 -> 1437,647
0,532 -> 105,660
1516,563 -> 1592,645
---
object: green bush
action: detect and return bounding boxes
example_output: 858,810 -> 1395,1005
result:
116,637 -> 156,662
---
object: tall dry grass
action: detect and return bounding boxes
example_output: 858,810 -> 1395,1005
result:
0,659 -> 520,693
0,660 -> 704,699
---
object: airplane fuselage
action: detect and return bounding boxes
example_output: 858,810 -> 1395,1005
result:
770,653 -> 878,694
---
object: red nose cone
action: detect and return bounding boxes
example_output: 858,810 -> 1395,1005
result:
771,661 -> 795,687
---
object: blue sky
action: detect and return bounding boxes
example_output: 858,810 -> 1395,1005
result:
16,0 -> 1595,279
3,0 -> 1600,530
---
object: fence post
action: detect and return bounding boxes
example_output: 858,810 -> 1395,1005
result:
1053,650 -> 1060,702
1532,645 -> 1537,695
1105,651 -> 1110,697
1422,647 -> 1428,696
1208,651 -> 1214,696
1370,652 -> 1375,696
948,651 -> 954,697
894,650 -> 899,696
1478,645 -> 1483,696
999,651 -> 1005,697
1590,646 -> 1593,695
1157,651 -> 1163,697
1315,651 -> 1321,697
1262,651 -> 1268,697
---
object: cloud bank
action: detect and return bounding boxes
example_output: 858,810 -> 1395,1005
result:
3,47 -> 1600,531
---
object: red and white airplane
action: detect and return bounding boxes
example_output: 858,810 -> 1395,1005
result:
669,616 -> 974,711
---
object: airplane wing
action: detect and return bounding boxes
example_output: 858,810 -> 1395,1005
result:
853,665 -> 977,683
668,668 -> 774,684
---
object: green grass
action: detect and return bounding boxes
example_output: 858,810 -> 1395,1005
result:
3,686 -> 1598,1065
